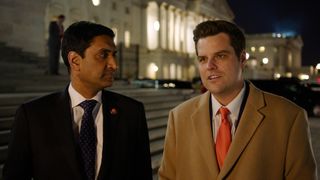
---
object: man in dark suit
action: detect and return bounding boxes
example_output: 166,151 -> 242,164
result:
48,14 -> 65,75
4,21 -> 152,180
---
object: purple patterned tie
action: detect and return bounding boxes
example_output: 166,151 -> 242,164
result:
79,100 -> 97,180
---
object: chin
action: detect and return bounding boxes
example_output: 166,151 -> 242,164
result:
207,86 -> 223,95
102,81 -> 113,88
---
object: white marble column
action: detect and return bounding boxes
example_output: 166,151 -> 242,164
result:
181,11 -> 188,53
140,3 -> 148,49
157,2 -> 162,49
165,5 -> 170,50
168,6 -> 174,51
161,3 -> 168,50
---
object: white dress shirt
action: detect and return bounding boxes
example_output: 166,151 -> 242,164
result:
68,84 -> 103,180
211,84 -> 246,142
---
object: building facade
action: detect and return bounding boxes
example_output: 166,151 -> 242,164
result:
0,0 -> 234,80
244,33 -> 304,79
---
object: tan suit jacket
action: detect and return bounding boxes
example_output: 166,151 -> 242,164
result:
159,83 -> 317,180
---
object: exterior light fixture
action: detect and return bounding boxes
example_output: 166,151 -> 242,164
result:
262,57 -> 269,64
92,0 -> 100,6
153,21 -> 160,31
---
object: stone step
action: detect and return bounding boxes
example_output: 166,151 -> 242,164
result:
150,139 -> 164,156
0,117 -> 13,131
147,117 -> 167,130
146,108 -> 171,120
149,127 -> 166,142
0,130 -> 10,147
0,106 -> 17,117
145,101 -> 181,111
0,61 -> 43,74
0,44 -> 45,64
137,95 -> 185,104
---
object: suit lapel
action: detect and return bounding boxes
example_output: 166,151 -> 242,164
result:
219,83 -> 266,178
98,90 -> 120,179
50,88 -> 84,178
192,91 -> 219,178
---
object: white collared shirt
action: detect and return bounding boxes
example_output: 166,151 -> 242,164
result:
211,84 -> 246,142
68,84 -> 103,180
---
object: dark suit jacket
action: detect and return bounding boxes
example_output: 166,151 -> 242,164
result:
48,21 -> 62,47
3,88 -> 152,180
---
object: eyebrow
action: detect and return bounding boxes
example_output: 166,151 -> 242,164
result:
197,49 -> 230,57
100,48 -> 117,54
214,50 -> 230,54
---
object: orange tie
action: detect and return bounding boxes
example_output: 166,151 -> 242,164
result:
215,107 -> 232,169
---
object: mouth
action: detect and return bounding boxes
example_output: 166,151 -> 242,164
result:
102,72 -> 114,80
208,75 -> 221,80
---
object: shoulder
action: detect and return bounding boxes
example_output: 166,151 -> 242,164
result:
257,86 -> 303,111
171,93 -> 205,113
249,84 -> 306,119
22,91 -> 63,107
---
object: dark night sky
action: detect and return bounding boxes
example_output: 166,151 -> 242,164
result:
227,0 -> 319,66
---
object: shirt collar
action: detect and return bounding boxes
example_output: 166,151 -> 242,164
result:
211,82 -> 246,119
68,83 -> 102,108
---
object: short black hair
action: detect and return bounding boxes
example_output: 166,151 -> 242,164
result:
193,20 -> 245,58
61,21 -> 115,71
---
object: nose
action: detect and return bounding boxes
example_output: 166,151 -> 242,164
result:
107,55 -> 117,71
206,58 -> 217,70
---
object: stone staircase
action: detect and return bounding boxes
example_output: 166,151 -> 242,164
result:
0,41 -> 69,93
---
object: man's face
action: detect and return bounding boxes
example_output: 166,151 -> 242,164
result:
76,35 -> 117,92
196,33 -> 245,104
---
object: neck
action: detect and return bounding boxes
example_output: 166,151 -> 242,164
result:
71,81 -> 99,99
214,81 -> 244,106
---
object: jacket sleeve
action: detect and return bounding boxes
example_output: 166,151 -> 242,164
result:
158,110 -> 176,180
285,109 -> 317,179
3,104 -> 32,180
135,102 -> 153,180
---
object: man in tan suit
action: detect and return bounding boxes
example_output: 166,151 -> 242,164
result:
158,20 -> 317,179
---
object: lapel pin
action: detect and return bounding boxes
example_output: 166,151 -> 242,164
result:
110,108 -> 117,115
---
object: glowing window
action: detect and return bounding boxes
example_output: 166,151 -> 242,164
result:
124,30 -> 130,48
259,46 -> 265,52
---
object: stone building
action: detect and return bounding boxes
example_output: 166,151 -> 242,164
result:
244,33 -> 304,79
0,0 -> 234,80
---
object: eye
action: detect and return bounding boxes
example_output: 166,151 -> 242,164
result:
215,54 -> 226,60
112,51 -> 117,57
98,51 -> 108,59
197,56 -> 206,63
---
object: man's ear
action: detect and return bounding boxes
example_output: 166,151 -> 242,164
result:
68,51 -> 81,71
240,50 -> 247,67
